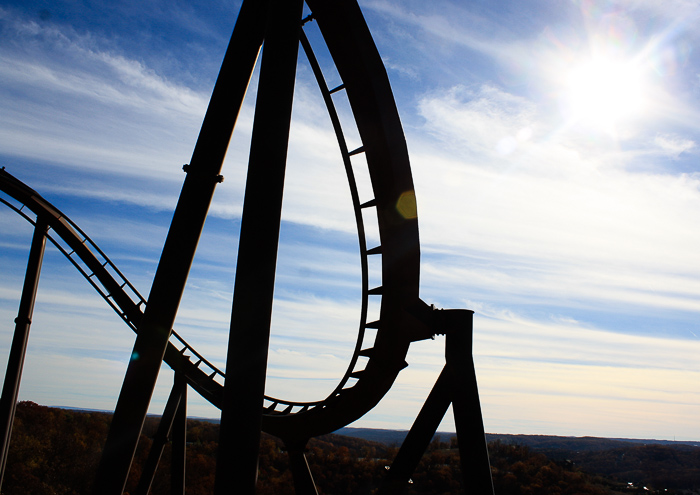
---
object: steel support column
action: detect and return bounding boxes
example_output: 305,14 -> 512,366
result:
286,442 -> 319,495
379,310 -> 493,495
134,375 -> 186,495
446,315 -> 494,494
91,1 -> 267,492
214,0 -> 304,493
0,217 -> 48,490
171,376 -> 186,495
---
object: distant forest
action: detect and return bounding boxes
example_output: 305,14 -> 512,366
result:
2,402 -> 699,494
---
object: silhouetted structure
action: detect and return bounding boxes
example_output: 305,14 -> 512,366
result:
0,1 -> 494,493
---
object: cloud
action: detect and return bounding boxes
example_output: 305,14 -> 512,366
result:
417,84 -> 537,158
654,133 -> 696,157
613,0 -> 700,24
0,10 -> 210,178
389,306 -> 700,438
362,0 -> 532,63
407,84 -> 700,329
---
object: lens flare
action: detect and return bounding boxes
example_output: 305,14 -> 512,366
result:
396,191 -> 417,220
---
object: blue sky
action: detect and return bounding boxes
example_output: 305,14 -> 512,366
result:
1,0 -> 700,441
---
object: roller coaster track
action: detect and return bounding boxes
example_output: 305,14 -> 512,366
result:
2,166 -> 401,420
0,167 -> 228,408
3,167 -> 379,420
0,0 -> 439,447
1,158 -> 428,443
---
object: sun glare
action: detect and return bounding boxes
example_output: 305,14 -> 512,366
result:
562,56 -> 648,132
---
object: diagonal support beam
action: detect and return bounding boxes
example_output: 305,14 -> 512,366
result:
379,367 -> 452,494
171,375 -> 187,495
286,441 -> 319,495
379,309 -> 494,495
91,1 -> 267,492
134,374 -> 187,495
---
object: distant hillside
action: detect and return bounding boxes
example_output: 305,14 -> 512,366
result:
7,403 -> 700,493
335,427 -> 412,446
57,406 -> 699,450
336,427 -> 700,493
6,402 -> 633,495
336,427 -> 700,450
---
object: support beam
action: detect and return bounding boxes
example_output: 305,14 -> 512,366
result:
446,316 -> 494,494
0,218 -> 48,491
286,442 -> 319,495
171,376 -> 186,495
379,367 -> 452,494
91,1 -> 267,493
215,0 -> 304,493
134,376 -> 186,495
379,309 -> 494,495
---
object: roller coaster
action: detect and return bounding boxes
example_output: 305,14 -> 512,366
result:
0,1 -> 494,493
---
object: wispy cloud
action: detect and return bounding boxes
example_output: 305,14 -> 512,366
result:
362,0 -> 533,65
407,83 -> 700,331
417,84 -> 537,158
0,10 -> 209,177
654,133 -> 696,157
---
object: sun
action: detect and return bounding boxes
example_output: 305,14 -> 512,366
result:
562,56 -> 648,133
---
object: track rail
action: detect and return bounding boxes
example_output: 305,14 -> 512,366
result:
260,0 -> 432,442
0,167 -> 229,407
4,167 -> 384,414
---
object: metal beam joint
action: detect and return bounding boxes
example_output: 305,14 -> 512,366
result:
182,164 -> 224,183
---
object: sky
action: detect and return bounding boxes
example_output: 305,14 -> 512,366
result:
1,0 -> 700,442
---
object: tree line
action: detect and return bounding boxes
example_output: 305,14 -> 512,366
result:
2,402 -> 694,494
